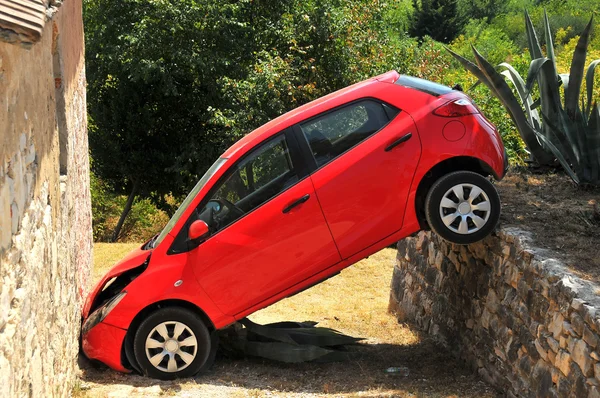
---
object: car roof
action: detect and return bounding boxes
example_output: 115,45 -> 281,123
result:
221,71 -> 400,160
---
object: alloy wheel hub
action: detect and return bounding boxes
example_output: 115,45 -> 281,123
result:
439,183 -> 491,235
145,321 -> 198,372
457,202 -> 471,215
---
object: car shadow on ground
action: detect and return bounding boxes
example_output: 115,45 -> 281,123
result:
78,336 -> 498,397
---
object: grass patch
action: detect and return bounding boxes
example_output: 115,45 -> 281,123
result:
92,242 -> 141,282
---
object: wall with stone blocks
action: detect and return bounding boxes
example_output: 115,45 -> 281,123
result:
0,1 -> 92,396
389,228 -> 600,398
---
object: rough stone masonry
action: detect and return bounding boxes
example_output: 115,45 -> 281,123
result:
0,1 -> 92,396
389,228 -> 600,398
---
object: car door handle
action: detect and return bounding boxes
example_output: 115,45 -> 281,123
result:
385,132 -> 412,152
282,194 -> 310,214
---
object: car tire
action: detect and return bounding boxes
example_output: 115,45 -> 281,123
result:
425,171 -> 500,245
133,307 -> 217,380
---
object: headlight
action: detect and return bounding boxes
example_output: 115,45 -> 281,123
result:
82,291 -> 127,335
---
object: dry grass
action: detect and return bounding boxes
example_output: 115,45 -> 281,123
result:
92,242 -> 141,282
79,245 -> 494,397
497,170 -> 600,281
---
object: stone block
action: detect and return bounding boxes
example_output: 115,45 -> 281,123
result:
547,336 -> 560,353
556,350 -> 572,376
550,314 -> 565,339
572,339 -> 595,377
571,312 -> 585,337
583,326 -> 599,349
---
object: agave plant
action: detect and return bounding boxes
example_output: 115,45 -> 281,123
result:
447,11 -> 600,185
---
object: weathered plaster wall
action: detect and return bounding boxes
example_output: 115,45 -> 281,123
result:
389,229 -> 600,398
0,1 -> 92,396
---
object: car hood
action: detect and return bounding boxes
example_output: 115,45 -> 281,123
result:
82,245 -> 151,319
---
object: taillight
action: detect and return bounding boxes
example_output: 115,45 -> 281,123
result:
433,98 -> 479,117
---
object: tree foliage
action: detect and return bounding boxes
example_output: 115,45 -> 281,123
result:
409,0 -> 463,43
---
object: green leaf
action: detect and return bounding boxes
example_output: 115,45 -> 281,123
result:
585,59 -> 600,119
538,112 -> 580,184
543,9 -> 556,72
584,103 -> 600,183
525,58 -> 551,94
446,46 -> 494,90
524,9 -> 543,60
565,16 -> 594,121
470,45 -> 554,164
499,63 -> 540,129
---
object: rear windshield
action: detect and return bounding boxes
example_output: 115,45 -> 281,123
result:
395,75 -> 453,97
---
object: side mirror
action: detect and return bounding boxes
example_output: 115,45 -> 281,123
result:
189,220 -> 210,241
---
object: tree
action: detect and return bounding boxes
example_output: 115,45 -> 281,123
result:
409,0 -> 463,43
85,0 -> 252,240
85,0 -> 396,241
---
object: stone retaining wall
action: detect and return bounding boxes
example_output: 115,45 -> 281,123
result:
0,1 -> 91,396
389,228 -> 600,398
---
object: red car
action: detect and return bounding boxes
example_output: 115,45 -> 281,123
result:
82,71 -> 507,379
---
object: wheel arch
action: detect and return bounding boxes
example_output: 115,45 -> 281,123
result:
120,299 -> 216,371
414,156 -> 496,230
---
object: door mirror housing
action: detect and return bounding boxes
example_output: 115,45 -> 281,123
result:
189,220 -> 210,241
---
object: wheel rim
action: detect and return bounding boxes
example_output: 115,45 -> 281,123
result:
145,321 -> 198,373
439,183 -> 491,235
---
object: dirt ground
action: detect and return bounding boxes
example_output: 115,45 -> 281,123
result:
497,169 -> 600,281
77,248 -> 496,397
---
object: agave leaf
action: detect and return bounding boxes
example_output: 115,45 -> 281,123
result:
446,47 -> 495,91
470,45 -> 554,164
499,63 -> 540,128
538,112 -> 580,183
559,73 -> 570,99
525,58 -> 551,93
585,102 -> 600,183
585,59 -> 600,118
540,106 -> 582,175
543,9 -> 557,72
565,16 -> 594,120
525,10 -> 543,60
468,80 -> 482,91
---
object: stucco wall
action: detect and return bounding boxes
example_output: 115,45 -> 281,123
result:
389,229 -> 600,398
0,1 -> 92,396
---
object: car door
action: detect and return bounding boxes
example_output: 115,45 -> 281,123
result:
296,99 -> 422,259
186,132 -> 341,316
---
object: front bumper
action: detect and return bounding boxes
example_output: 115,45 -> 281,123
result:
82,321 -> 129,373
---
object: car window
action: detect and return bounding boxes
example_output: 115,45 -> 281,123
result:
196,135 -> 298,233
299,100 -> 393,167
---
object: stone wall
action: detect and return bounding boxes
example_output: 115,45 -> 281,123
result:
389,228 -> 600,398
0,1 -> 92,396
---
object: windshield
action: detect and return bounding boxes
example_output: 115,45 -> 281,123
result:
151,158 -> 228,248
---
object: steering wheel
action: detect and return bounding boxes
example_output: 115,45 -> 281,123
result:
209,198 -> 244,220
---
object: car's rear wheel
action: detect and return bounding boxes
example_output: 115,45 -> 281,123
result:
133,307 -> 216,380
425,171 -> 500,244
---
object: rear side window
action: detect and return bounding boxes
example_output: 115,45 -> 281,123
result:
300,100 -> 395,167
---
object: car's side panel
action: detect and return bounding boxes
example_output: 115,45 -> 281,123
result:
189,177 -> 341,316
309,111 -> 422,259
232,218 -> 422,322
100,253 -> 235,330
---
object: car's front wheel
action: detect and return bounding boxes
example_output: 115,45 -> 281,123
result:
425,171 -> 500,244
133,307 -> 216,380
